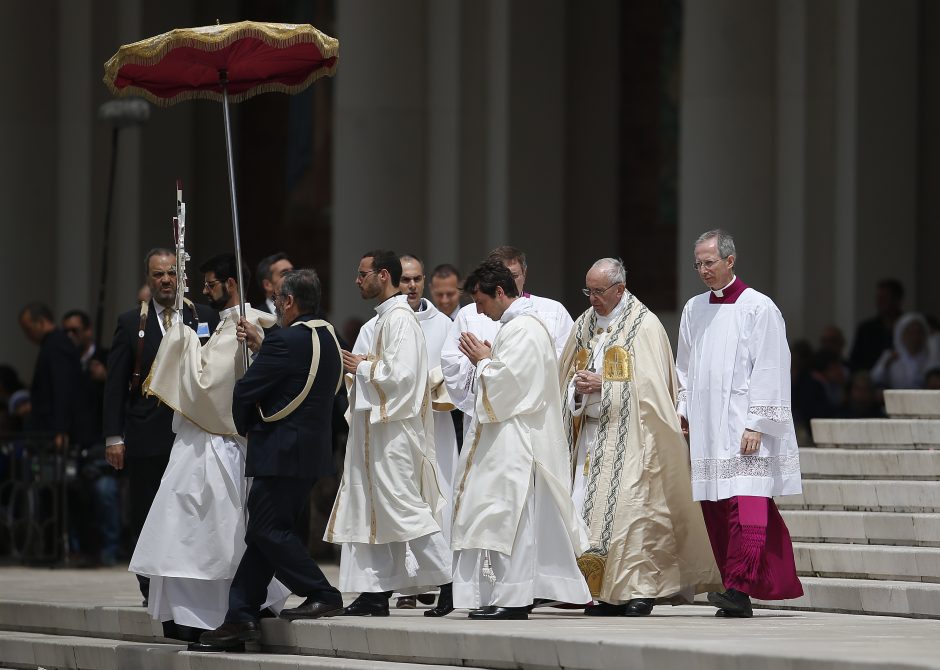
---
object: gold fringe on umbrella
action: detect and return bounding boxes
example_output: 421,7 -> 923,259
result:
103,20 -> 339,107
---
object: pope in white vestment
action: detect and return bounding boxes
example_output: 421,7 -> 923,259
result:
560,262 -> 721,615
325,294 -> 450,598
132,303 -> 290,630
451,261 -> 590,619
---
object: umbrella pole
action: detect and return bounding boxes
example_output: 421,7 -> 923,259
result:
219,71 -> 249,367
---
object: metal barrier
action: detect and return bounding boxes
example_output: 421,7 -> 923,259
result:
0,432 -> 73,564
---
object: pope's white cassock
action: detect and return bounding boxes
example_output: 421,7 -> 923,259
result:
559,292 -> 721,604
132,304 -> 290,629
352,297 -> 459,549
451,298 -> 591,608
441,294 -> 573,435
325,295 -> 450,593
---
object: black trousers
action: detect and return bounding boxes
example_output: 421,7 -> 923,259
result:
227,477 -> 342,622
125,452 -> 171,598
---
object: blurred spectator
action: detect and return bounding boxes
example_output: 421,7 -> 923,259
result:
838,371 -> 885,418
871,313 -> 939,389
62,309 -> 120,566
137,284 -> 151,304
790,340 -> 833,444
927,315 -> 940,364
256,252 -> 294,314
819,325 -> 849,363
0,365 -> 26,433
849,279 -> 903,371
18,302 -> 81,449
925,367 -> 940,391
813,350 -> 847,409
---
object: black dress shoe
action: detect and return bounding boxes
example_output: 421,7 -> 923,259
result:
623,598 -> 655,617
715,608 -> 753,618
196,620 -> 261,651
468,606 -> 528,620
424,583 -> 454,617
162,621 -> 206,643
584,601 -> 626,617
340,593 -> 391,617
707,589 -> 753,617
417,593 -> 437,605
280,597 -> 345,621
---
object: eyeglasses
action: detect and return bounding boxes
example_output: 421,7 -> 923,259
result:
693,258 -> 726,272
203,280 -> 221,290
356,269 -> 376,280
581,283 -> 620,298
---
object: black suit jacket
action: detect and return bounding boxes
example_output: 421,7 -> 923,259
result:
102,300 -> 218,458
232,312 -> 341,480
29,328 -> 82,436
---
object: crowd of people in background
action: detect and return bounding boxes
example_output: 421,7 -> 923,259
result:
1,256 -> 937,567
789,278 -> 940,444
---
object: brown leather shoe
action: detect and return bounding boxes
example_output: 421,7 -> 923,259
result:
279,597 -> 345,621
396,596 -> 417,609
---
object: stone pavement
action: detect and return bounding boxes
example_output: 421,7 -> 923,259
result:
1,565 -> 940,670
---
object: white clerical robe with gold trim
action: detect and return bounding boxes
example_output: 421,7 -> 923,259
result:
451,298 -> 590,608
327,296 -> 449,592
441,295 -> 574,427
676,287 -> 802,501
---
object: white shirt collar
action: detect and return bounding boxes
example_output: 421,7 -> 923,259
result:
595,291 -> 629,328
711,275 -> 737,298
220,304 -> 250,320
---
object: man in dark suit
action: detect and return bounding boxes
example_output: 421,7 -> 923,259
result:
102,248 -> 218,601
195,268 -> 343,653
255,252 -> 294,314
18,303 -> 82,450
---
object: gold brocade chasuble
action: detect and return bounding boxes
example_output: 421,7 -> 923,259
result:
559,295 -> 721,602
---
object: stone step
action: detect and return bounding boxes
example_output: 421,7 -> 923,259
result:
777,480 -> 940,512
0,630 -> 477,670
810,418 -> 940,448
792,542 -> 940,582
781,510 -> 940,547
885,390 -> 940,419
3,604 -> 940,670
752,575 -> 940,619
799,448 -> 940,480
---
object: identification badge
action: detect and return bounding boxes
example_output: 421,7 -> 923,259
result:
196,322 -> 210,337
603,346 -> 631,381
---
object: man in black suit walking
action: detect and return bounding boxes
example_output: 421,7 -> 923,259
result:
102,248 -> 218,601
195,268 -> 344,652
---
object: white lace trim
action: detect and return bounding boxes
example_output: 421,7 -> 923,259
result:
748,404 -> 792,423
676,390 -> 688,405
691,454 -> 801,481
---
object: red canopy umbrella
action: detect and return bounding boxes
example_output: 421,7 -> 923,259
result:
103,21 -> 339,319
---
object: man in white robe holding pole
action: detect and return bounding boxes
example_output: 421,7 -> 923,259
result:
441,246 -> 574,438
325,250 -> 450,616
133,253 -> 289,641
677,229 -> 803,618
452,260 -> 590,620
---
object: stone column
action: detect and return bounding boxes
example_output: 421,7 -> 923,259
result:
678,0 -> 778,304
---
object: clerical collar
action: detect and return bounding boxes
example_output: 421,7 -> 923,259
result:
709,276 -> 748,304
500,296 -> 533,324
414,298 -> 440,321
596,291 -> 629,329
376,293 -> 408,315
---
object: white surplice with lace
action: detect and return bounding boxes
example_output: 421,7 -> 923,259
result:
676,287 -> 802,501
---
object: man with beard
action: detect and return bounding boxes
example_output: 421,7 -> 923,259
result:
132,254 -> 289,642
103,248 -> 218,604
325,250 -> 450,617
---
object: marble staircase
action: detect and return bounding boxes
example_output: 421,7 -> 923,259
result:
767,390 -> 940,618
